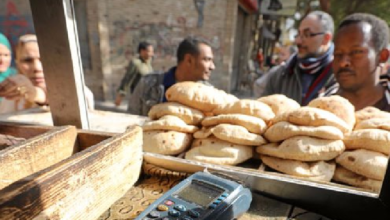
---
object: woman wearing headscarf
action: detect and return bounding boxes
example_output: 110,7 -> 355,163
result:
0,34 -> 94,113
0,33 -> 16,92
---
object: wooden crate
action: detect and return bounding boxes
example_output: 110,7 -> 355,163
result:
143,152 -> 390,220
0,125 -> 143,220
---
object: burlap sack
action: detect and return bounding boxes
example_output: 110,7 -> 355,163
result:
212,99 -> 275,122
260,156 -> 335,182
308,95 -> 355,129
343,129 -> 390,155
336,149 -> 388,180
185,137 -> 253,165
143,130 -> 192,155
258,94 -> 300,115
142,115 -> 199,133
211,124 -> 267,146
264,121 -> 344,142
355,106 -> 390,126
165,81 -> 238,112
333,166 -> 381,193
148,102 -> 205,125
285,107 -> 351,133
201,114 -> 267,134
355,118 -> 390,131
256,136 -> 345,161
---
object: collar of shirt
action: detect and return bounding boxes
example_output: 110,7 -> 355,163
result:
162,67 -> 177,102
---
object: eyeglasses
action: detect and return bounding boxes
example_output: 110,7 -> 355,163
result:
294,32 -> 325,40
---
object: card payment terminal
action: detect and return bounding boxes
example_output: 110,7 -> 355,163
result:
135,171 -> 252,220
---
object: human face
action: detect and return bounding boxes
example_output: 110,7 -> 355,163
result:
333,22 -> 379,92
140,45 -> 154,61
295,15 -> 327,59
191,43 -> 215,81
0,44 -> 11,73
17,41 -> 45,88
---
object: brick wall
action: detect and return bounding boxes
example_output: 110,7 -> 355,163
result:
0,0 -> 252,100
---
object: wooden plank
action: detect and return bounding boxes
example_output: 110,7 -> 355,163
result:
29,0 -> 89,129
0,126 -> 143,220
76,129 -> 114,151
0,122 -> 55,139
0,126 -> 77,190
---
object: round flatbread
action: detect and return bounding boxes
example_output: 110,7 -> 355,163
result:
193,126 -> 214,139
355,106 -> 390,126
260,156 -> 335,182
201,114 -> 267,134
212,99 -> 275,122
256,136 -> 345,161
355,118 -> 390,131
211,124 -> 267,146
308,95 -> 355,129
336,149 -> 388,180
165,81 -> 238,112
284,107 -> 351,133
343,129 -> 390,155
142,115 -> 199,133
333,166 -> 381,193
148,102 -> 204,125
258,94 -> 300,115
185,137 -> 253,165
264,121 -> 344,142
143,130 -> 192,155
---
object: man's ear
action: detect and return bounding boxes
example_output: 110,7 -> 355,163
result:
379,48 -> 390,63
183,53 -> 194,65
322,32 -> 332,45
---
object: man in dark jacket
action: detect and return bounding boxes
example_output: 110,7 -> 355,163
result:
127,36 -> 215,115
261,11 -> 336,105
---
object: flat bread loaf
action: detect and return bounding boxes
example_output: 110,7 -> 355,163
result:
258,94 -> 300,115
333,166 -> 381,193
336,149 -> 388,180
282,107 -> 351,133
260,156 -> 335,182
143,130 -> 192,155
308,95 -> 355,128
212,99 -> 275,122
355,118 -> 390,131
148,102 -> 204,125
185,137 -> 253,165
165,81 -> 238,112
201,114 -> 267,134
212,124 -> 267,146
142,115 -> 199,133
256,136 -> 345,161
264,121 -> 344,142
343,129 -> 390,155
355,106 -> 390,126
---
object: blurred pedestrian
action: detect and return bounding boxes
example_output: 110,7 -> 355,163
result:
127,36 -> 215,115
0,33 -> 17,102
115,41 -> 154,106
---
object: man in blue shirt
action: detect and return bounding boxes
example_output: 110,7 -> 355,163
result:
127,36 -> 215,115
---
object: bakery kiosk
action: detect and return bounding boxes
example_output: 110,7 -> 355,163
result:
0,1 -> 390,220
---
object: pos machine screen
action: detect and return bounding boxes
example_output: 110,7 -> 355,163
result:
176,181 -> 224,207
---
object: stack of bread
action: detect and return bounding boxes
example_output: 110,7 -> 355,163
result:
257,95 -> 354,182
333,107 -> 390,192
142,81 -> 238,156
185,99 -> 275,166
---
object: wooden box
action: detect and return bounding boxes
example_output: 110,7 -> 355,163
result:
143,152 -> 390,220
0,125 -> 143,220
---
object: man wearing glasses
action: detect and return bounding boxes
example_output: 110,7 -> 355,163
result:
261,11 -> 336,105
325,13 -> 390,111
